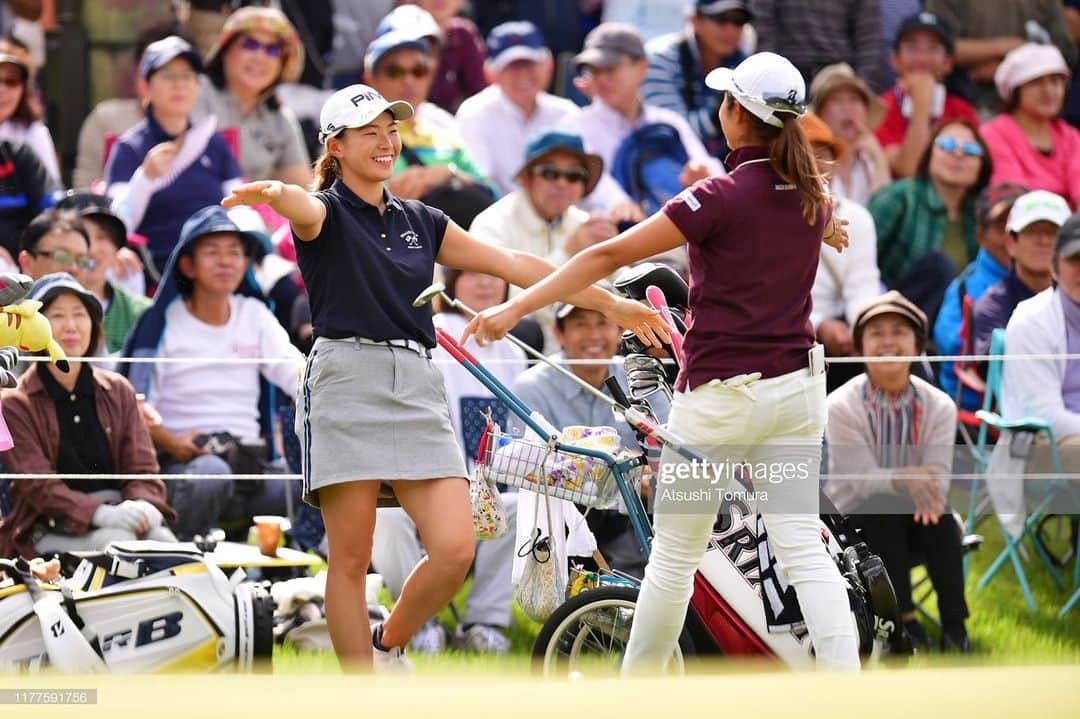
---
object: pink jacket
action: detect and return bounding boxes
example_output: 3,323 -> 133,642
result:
981,114 -> 1080,209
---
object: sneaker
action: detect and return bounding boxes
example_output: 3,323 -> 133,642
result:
903,619 -> 932,652
460,624 -> 511,654
410,620 -> 446,654
941,624 -> 971,653
371,623 -> 413,674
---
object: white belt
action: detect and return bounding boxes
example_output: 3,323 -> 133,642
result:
353,336 -> 432,358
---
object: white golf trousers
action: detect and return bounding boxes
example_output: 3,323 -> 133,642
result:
622,367 -> 861,673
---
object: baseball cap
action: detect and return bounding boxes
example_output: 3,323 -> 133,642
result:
516,130 -> 604,197
695,0 -> 753,20
574,23 -> 645,69
178,205 -> 261,259
376,4 -> 443,44
808,63 -> 885,130
705,51 -> 806,128
893,11 -> 954,53
974,182 -> 1029,226
994,43 -> 1071,102
486,21 -> 549,72
554,303 -> 582,321
0,53 -> 28,81
28,272 -> 103,322
54,192 -> 127,249
363,30 -> 430,76
317,83 -> 413,145
1055,213 -> 1080,259
138,35 -> 202,80
852,290 -> 928,351
1005,190 -> 1071,234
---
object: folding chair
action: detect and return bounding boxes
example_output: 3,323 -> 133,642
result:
972,328 -> 1067,612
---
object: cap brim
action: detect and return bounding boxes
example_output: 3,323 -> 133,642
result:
489,47 -> 549,72
856,305 -> 926,335
515,150 -> 605,197
574,48 -> 622,69
1057,238 -> 1080,259
319,99 -> 414,144
36,285 -> 104,320
1008,212 -> 1069,234
704,66 -> 735,93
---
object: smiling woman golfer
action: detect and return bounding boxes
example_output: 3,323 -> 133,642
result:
222,84 -> 659,673
463,52 -> 860,672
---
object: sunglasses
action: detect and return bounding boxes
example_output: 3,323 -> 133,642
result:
34,248 -> 95,271
238,36 -> 284,58
935,136 -> 984,158
702,11 -> 750,26
533,164 -> 589,184
381,63 -> 432,80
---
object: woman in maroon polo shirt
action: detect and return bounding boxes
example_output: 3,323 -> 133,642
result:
463,52 -> 860,671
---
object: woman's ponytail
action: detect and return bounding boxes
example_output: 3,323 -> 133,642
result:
767,114 -> 830,225
311,152 -> 341,192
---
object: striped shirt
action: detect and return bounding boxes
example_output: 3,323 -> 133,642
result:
642,30 -> 744,150
749,0 -> 884,91
865,382 -> 921,468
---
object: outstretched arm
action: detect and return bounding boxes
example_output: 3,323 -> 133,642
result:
222,180 -> 327,241
442,213 -> 685,345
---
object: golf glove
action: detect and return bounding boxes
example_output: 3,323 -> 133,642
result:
92,501 -> 151,532
131,500 -> 164,529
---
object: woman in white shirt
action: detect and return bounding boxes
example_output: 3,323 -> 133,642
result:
0,53 -> 59,181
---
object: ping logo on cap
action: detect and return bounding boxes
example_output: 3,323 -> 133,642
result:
350,90 -> 380,107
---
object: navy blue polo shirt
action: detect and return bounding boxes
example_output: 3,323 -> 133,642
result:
105,107 -> 242,270
296,179 -> 449,347
971,270 -> 1036,357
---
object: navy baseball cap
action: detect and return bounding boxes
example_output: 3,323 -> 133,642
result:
695,0 -> 753,21
55,192 -> 127,249
486,21 -> 549,72
139,35 -> 203,79
178,205 -> 260,257
363,30 -> 430,75
516,130 -> 603,196
29,272 -> 104,321
894,11 -> 954,53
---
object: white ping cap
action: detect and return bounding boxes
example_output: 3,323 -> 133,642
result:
705,52 -> 806,128
318,84 -> 413,145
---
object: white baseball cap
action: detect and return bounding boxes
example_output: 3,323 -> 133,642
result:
318,84 -> 413,145
994,43 -> 1071,102
705,51 -> 806,128
375,4 -> 444,44
1006,190 -> 1071,233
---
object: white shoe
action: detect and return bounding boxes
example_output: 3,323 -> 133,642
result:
371,623 -> 413,675
410,620 -> 446,654
460,624 -> 511,654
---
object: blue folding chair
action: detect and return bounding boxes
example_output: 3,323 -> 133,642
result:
970,328 -> 1068,612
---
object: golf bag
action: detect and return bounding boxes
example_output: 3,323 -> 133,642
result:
0,541 -> 274,673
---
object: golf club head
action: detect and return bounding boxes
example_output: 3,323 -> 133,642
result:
412,281 -> 446,308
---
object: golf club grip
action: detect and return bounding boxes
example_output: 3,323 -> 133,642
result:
603,375 -> 631,409
645,285 -> 685,365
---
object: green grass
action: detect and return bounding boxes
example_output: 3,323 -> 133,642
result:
274,520 -> 1080,673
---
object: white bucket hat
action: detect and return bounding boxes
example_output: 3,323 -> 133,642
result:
994,43 -> 1071,102
317,84 -> 413,145
705,51 -> 806,128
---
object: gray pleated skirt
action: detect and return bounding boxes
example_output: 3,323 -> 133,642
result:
296,336 -> 468,508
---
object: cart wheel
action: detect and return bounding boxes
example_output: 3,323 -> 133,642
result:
532,585 -> 693,677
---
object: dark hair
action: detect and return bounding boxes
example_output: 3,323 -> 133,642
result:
738,100 -> 830,225
206,34 -> 282,111
311,150 -> 340,191
19,210 -> 90,254
0,60 -> 40,125
41,290 -> 105,358
915,119 -> 992,198
441,268 -> 510,315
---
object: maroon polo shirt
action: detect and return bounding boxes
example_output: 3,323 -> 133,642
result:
663,145 -> 826,391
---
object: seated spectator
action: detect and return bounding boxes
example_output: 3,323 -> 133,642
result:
73,22 -> 179,191
809,63 -> 890,206
193,6 -> 312,187
364,30 -> 497,228
642,0 -> 748,157
53,193 -> 151,355
972,190 -> 1070,356
469,131 -> 610,351
825,291 -> 969,652
0,52 -> 57,181
980,44 -> 1080,209
105,36 -> 245,275
455,21 -> 579,196
509,303 -> 671,578
413,0 -> 488,114
568,22 -> 723,213
869,119 -> 991,324
0,273 -> 177,558
372,4 -> 455,133
372,268 -> 528,655
603,0 -> 708,43
0,138 -> 59,267
751,0 -> 883,91
800,113 -> 881,392
934,182 -> 1026,406
875,12 -> 979,179
924,0 -> 1078,115
989,211 -> 1080,540
17,209 -> 93,283
120,206 -> 304,541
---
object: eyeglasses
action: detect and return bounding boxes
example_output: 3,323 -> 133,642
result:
154,69 -> 198,85
533,164 -> 589,184
33,248 -> 95,271
381,63 -> 432,80
935,136 -> 984,158
238,36 -> 284,58
702,12 -> 750,27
